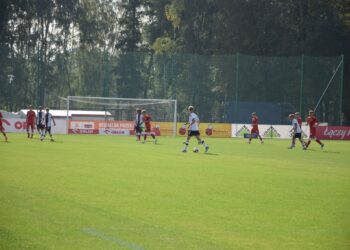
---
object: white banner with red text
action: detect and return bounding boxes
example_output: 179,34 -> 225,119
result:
2,118 -> 66,134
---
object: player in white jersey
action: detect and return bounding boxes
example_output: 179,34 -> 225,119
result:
36,106 -> 46,140
44,108 -> 56,141
182,106 -> 209,153
288,114 -> 306,150
134,108 -> 144,141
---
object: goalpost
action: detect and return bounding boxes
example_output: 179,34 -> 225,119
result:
66,96 -> 177,136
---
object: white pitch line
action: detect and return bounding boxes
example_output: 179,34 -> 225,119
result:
82,227 -> 145,250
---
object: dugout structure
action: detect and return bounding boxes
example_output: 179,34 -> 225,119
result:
66,96 -> 177,136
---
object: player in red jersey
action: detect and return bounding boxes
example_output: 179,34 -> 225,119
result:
142,110 -> 157,144
0,112 -> 8,142
306,110 -> 324,149
26,105 -> 36,138
248,112 -> 263,144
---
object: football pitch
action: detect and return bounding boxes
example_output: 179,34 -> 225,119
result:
1,134 -> 350,250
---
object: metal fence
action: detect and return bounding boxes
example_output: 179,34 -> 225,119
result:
0,48 -> 344,125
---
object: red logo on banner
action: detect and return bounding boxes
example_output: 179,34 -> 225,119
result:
3,119 -> 10,126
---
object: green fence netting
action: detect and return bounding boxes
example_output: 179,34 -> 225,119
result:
0,48 -> 343,125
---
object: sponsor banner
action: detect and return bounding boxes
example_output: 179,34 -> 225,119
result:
98,121 -> 134,136
68,129 -> 98,134
99,128 -> 130,135
232,124 -> 250,138
70,121 -> 96,130
69,121 -> 99,134
1,118 -> 27,133
68,120 -> 162,136
3,118 -> 67,134
232,124 -> 309,139
99,121 -> 134,130
202,123 -> 231,138
152,122 -> 173,136
177,122 -> 232,138
72,120 -> 232,137
316,126 -> 350,140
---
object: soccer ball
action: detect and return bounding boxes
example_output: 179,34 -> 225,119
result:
193,147 -> 199,153
179,127 -> 186,135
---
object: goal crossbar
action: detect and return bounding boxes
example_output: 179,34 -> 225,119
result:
67,96 -> 175,102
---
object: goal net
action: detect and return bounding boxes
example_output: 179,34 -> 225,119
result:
65,96 -> 177,136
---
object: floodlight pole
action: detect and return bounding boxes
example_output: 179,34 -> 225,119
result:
339,55 -> 344,126
299,54 -> 304,114
234,53 -> 239,121
66,96 -> 70,134
314,59 -> 343,113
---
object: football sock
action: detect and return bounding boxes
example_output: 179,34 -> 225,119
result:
201,140 -> 208,147
316,139 -> 322,145
184,141 -> 189,150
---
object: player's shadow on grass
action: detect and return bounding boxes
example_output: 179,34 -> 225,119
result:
204,152 -> 219,156
307,149 -> 340,154
43,140 -> 64,143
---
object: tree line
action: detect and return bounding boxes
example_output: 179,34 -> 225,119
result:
0,0 -> 349,124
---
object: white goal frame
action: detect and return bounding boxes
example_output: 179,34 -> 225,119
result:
66,96 -> 177,136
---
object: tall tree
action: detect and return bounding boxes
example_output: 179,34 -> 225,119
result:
114,0 -> 144,98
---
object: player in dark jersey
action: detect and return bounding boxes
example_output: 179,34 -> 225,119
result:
44,108 -> 56,141
134,108 -> 143,141
0,112 -> 8,142
36,106 -> 46,141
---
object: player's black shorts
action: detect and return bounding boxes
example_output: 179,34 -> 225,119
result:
37,123 -> 45,129
135,126 -> 143,134
295,132 -> 302,138
46,126 -> 51,133
189,130 -> 200,136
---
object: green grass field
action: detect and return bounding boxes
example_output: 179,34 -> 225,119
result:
1,134 -> 350,250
